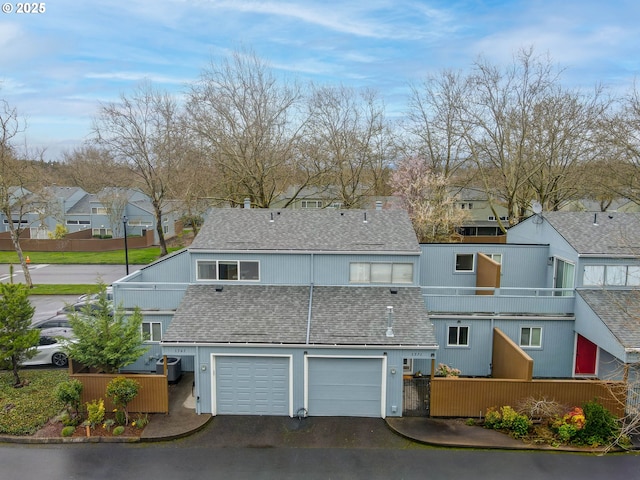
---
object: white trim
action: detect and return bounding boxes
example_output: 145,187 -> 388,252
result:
304,354 -> 387,418
210,353 -> 293,417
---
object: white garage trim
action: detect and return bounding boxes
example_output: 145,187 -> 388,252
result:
304,354 -> 387,418
210,353 -> 293,417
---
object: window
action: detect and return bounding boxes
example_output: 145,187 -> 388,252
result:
196,260 -> 260,281
455,253 -> 474,272
92,228 -> 112,236
301,200 -> 323,208
482,253 -> 502,264
520,327 -> 542,348
583,265 -> 640,287
142,322 -> 162,342
554,258 -> 574,296
349,262 -> 413,284
66,220 -> 91,225
91,207 -> 111,214
447,326 -> 469,346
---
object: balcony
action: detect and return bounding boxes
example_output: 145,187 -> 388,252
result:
422,286 -> 575,316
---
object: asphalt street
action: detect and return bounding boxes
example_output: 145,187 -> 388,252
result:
0,263 -> 140,285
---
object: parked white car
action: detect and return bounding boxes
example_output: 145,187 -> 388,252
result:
22,336 -> 70,368
31,314 -> 74,339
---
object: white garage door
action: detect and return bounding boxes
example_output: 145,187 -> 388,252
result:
307,357 -> 385,418
215,356 -> 290,415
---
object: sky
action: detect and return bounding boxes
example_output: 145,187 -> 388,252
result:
1,0 -> 640,160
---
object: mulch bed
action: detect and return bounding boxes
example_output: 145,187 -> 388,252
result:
33,415 -> 146,439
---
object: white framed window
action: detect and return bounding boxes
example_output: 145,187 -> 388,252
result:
482,253 -> 502,264
301,200 -> 323,208
91,207 -> 110,215
455,253 -> 474,272
196,260 -> 260,281
520,327 -> 542,348
349,262 -> 413,284
142,322 -> 162,342
447,325 -> 469,346
92,228 -> 112,236
583,265 -> 640,287
554,258 -> 575,296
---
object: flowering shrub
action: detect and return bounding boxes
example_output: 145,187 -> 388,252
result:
435,363 -> 461,377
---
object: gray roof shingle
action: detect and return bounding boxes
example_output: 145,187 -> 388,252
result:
578,289 -> 640,349
542,212 -> 640,256
163,285 -> 436,347
189,209 -> 419,253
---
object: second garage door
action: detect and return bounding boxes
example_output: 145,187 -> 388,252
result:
214,356 -> 290,415
307,357 -> 385,418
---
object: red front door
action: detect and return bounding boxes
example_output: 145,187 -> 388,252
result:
575,335 -> 597,375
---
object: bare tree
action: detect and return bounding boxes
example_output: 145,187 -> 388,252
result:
304,85 -> 393,208
0,99 -> 35,287
92,81 -> 179,256
462,48 -> 562,228
186,50 -> 311,208
402,70 -> 470,179
61,146 -> 132,192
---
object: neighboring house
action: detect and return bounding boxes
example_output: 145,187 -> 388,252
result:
453,187 -> 509,240
114,207 -> 640,418
1,186 -> 179,244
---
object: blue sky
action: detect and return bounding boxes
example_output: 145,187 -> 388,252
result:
2,0 -> 639,160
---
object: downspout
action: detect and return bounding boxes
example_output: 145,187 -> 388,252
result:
306,253 -> 314,344
306,283 -> 314,345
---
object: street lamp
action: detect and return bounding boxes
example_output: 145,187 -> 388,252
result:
122,215 -> 129,275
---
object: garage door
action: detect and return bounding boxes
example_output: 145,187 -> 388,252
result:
307,357 -> 384,417
215,356 -> 290,415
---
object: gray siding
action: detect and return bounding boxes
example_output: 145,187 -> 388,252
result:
189,252 -> 419,286
161,344 -> 432,417
419,244 -> 549,289
430,318 -> 493,377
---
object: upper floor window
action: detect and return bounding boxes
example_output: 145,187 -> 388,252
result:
482,253 -> 502,264
66,219 -> 91,225
455,253 -> 474,272
460,203 -> 473,209
349,262 -> 413,284
197,260 -> 260,281
583,265 -> 640,287
91,207 -> 111,215
142,322 -> 162,342
447,325 -> 469,346
301,200 -> 323,209
488,215 -> 508,222
520,327 -> 542,348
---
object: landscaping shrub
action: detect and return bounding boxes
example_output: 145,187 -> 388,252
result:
61,426 -> 75,437
113,426 -> 125,436
55,379 -> 83,419
106,377 -> 140,425
576,400 -> 619,447
483,405 -> 532,438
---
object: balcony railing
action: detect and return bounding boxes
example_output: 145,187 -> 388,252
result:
113,282 -> 189,311
422,286 -> 575,315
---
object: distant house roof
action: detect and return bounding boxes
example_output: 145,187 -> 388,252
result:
577,290 -> 640,350
189,208 -> 420,253
163,285 -> 436,347
541,212 -> 640,256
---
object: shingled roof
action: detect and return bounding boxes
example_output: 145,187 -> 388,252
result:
541,212 -> 640,256
163,285 -> 436,347
577,289 -> 640,349
189,208 -> 420,253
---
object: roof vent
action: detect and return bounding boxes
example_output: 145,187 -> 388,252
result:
390,288 -> 398,294
385,306 -> 394,338
593,213 -> 598,226
215,286 -> 224,292
270,212 -> 274,223
363,212 -> 368,223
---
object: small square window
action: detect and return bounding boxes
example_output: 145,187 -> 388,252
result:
448,326 -> 469,346
455,253 -> 474,272
197,261 -> 217,280
142,322 -> 162,342
520,327 -> 542,348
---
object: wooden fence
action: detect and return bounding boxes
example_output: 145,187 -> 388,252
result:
430,377 -> 626,418
69,362 -> 169,413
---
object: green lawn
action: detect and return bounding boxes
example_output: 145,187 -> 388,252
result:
0,369 -> 68,435
0,246 -> 183,265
